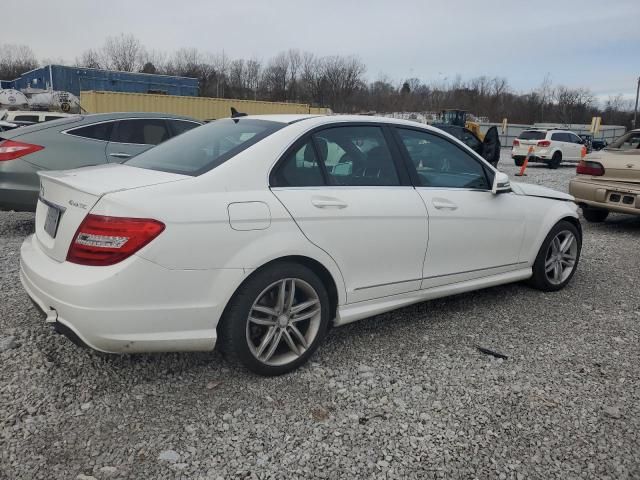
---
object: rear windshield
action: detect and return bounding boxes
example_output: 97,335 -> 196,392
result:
125,118 -> 285,176
518,131 -> 546,140
606,131 -> 640,150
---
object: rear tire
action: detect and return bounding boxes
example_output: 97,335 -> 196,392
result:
548,152 -> 562,169
581,207 -> 609,223
514,158 -> 524,167
528,220 -> 581,292
217,262 -> 330,376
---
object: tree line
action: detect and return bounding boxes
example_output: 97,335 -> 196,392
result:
1,35 -> 635,128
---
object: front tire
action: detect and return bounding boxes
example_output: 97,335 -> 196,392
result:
582,207 -> 609,223
528,220 -> 581,292
217,262 -> 330,376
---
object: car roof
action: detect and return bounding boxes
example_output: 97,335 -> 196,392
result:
240,113 -> 447,132
79,112 -> 201,122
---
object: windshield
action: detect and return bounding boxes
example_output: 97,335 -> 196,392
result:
606,131 -> 640,150
126,118 -> 285,175
518,131 -> 546,140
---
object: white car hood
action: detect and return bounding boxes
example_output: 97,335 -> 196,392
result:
510,181 -> 574,201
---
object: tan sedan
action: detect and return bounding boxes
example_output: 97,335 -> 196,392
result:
569,129 -> 640,222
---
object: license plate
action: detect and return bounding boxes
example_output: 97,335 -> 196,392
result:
44,205 -> 62,238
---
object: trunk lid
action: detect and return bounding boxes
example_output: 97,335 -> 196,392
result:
0,116 -> 84,139
35,164 -> 188,262
589,150 -> 640,183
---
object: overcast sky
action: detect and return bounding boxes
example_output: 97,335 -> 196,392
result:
5,0 -> 639,102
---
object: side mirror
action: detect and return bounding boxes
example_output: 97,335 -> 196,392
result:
492,171 -> 511,195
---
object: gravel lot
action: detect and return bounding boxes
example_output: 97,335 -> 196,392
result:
1,153 -> 639,479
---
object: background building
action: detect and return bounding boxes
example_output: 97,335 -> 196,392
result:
1,65 -> 198,97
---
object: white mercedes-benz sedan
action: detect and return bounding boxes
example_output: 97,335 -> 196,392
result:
20,114 -> 582,375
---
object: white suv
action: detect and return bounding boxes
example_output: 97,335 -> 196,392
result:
0,110 -> 76,124
512,129 -> 586,169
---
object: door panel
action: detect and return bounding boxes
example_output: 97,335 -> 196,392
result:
270,126 -> 428,303
416,189 -> 525,287
481,126 -> 501,166
394,127 -> 526,287
273,187 -> 428,302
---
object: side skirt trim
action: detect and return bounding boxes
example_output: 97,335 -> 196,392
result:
334,267 -> 532,326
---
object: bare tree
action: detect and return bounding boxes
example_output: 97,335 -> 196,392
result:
553,86 -> 594,124
102,34 -> 144,72
245,58 -> 262,100
538,73 -> 553,122
76,48 -> 103,69
0,44 -> 38,80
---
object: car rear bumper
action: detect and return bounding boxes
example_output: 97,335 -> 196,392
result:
569,178 -> 640,215
20,234 -> 247,353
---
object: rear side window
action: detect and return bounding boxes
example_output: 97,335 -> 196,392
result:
112,119 -> 171,145
519,131 -> 546,140
126,118 -> 284,176
271,141 -> 325,187
44,116 -> 64,122
68,121 -> 115,141
13,115 -> 39,122
315,126 -> 400,186
551,132 -> 563,141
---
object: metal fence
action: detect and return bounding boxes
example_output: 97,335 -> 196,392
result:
479,122 -> 627,147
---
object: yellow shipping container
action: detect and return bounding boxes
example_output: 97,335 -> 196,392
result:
80,91 -> 330,120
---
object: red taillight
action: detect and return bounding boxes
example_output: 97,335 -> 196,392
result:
67,214 -> 165,266
537,140 -> 551,147
576,160 -> 605,176
512,139 -> 520,147
0,139 -> 44,161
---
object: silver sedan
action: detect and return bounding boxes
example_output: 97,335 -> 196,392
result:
0,112 -> 202,211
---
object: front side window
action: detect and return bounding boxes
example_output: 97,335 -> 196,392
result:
126,118 -> 284,176
67,121 -> 115,141
314,126 -> 400,186
397,128 -> 490,189
112,119 -> 171,145
569,134 -> 583,144
551,133 -> 563,141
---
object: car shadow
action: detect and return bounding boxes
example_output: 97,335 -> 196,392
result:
586,213 -> 640,233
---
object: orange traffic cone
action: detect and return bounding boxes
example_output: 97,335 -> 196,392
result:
515,146 -> 534,177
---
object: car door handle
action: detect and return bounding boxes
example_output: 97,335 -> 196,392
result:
311,197 -> 348,209
432,199 -> 458,210
109,152 -> 131,159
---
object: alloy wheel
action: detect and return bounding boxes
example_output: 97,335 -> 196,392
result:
544,230 -> 578,285
246,278 -> 322,366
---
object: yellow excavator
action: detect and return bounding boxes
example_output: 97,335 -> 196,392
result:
432,109 -> 501,167
438,109 -> 484,140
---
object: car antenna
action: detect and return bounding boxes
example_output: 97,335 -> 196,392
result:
230,107 -> 247,119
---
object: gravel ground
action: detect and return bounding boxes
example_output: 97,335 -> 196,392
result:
1,152 -> 639,479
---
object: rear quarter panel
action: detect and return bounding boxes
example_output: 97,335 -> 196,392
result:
91,177 -> 348,305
